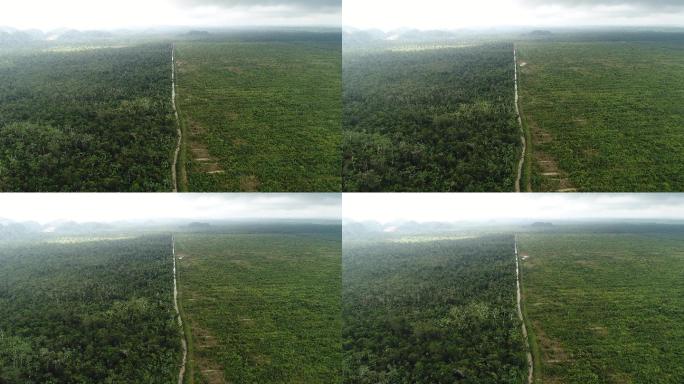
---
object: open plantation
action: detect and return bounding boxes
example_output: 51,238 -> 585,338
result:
343,235 -> 528,383
174,224 -> 342,383
516,34 -> 684,191
0,43 -> 177,191
342,43 -> 520,191
0,235 -> 182,383
174,32 -> 342,192
517,227 -> 684,383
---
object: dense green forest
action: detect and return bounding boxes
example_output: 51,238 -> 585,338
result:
0,44 -> 176,191
175,33 -> 341,192
517,35 -> 684,191
176,227 -> 342,383
519,229 -> 684,383
343,43 -> 520,191
343,234 -> 527,383
0,235 -> 181,383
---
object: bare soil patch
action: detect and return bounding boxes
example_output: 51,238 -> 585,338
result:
250,353 -> 272,367
527,114 -> 577,191
610,372 -> 633,384
239,175 -> 260,191
192,324 -> 227,383
198,359 -> 226,384
573,117 -> 588,126
190,146 -> 210,158
532,123 -> 553,145
187,122 -> 224,174
175,60 -> 198,75
534,320 -> 571,364
205,164 -> 224,173
584,148 -> 599,157
590,325 -> 609,337
194,326 -> 219,349
238,316 -> 256,327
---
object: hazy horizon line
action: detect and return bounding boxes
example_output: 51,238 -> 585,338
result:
343,217 -> 684,225
1,217 -> 342,226
342,24 -> 684,33
0,24 -> 342,33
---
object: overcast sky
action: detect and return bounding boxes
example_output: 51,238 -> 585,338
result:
344,194 -> 684,224
0,194 -> 340,224
0,0 -> 340,31
345,0 -> 684,31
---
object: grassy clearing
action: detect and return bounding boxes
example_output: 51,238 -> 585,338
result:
175,228 -> 342,383
175,34 -> 342,192
518,230 -> 684,383
517,37 -> 684,191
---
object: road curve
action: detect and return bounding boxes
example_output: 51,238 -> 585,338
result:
172,234 -> 187,384
515,234 -> 533,384
514,47 -> 526,193
171,44 -> 182,193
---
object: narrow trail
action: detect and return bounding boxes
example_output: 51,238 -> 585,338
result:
514,46 -> 526,193
171,44 -> 182,193
172,234 -> 187,384
515,234 -> 534,384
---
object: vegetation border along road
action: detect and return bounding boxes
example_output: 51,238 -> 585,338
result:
515,235 -> 534,383
172,234 -> 188,384
513,47 -> 526,192
171,44 -> 182,192
517,235 -> 544,383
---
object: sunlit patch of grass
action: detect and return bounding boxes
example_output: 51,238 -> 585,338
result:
46,235 -> 136,244
390,234 -> 477,243
387,43 -> 475,52
43,44 -> 130,53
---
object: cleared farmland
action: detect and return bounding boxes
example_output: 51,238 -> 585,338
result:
175,225 -> 342,383
517,36 -> 684,191
174,33 -> 342,192
518,228 -> 684,383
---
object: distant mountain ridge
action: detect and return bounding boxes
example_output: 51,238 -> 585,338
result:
0,28 -> 116,46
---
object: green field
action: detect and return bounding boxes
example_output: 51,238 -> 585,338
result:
0,44 -> 177,191
517,37 -> 684,191
518,228 -> 684,383
343,234 -> 527,383
342,43 -> 520,191
175,33 -> 342,192
175,226 -> 342,383
0,235 -> 182,383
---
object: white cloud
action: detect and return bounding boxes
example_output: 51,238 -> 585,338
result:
0,0 -> 340,30
343,0 -> 684,31
0,193 -> 341,223
343,193 -> 684,223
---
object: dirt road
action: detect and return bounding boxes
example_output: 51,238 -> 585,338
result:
171,44 -> 182,193
515,235 -> 533,383
172,234 -> 187,384
514,47 -> 526,193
